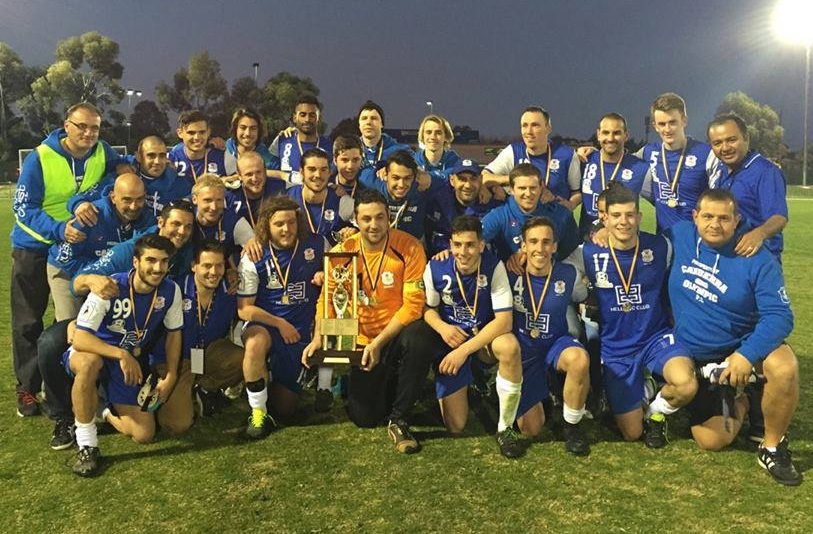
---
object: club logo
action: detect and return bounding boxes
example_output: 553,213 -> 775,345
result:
381,271 -> 395,286
641,249 -> 654,263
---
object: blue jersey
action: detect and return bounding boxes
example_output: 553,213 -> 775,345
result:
484,141 -> 580,201
712,151 -> 788,257
508,261 -> 586,361
582,232 -> 673,357
73,227 -> 194,287
237,234 -> 324,336
226,180 -> 286,228
639,139 -> 718,233
193,208 -> 247,259
481,195 -> 579,263
361,133 -> 412,168
580,151 -> 649,230
423,251 -> 512,335
168,145 -> 227,184
358,166 -> 446,241
414,149 -> 462,181
329,173 -> 366,198
224,138 -> 280,175
287,185 -> 354,247
74,271 -> 183,355
48,195 -> 155,276
667,220 -> 793,364
273,132 -> 332,172
425,182 -> 504,255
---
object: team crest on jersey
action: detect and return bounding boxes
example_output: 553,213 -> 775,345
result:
477,274 -> 488,288
594,271 -> 613,289
324,209 -> 335,222
381,271 -> 395,287
304,248 -> 315,261
621,169 -> 633,181
182,298 -> 192,311
109,319 -> 126,334
554,280 -> 566,295
550,159 -> 560,170
154,296 -> 166,310
442,291 -> 455,306
779,286 -> 790,304
685,155 -> 697,167
641,249 -> 654,264
207,163 -> 219,173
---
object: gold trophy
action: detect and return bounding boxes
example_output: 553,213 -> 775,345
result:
308,251 -> 364,366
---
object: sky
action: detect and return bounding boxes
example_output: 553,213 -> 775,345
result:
0,0 -> 810,148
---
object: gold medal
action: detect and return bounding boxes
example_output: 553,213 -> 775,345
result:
455,261 -> 482,337
529,328 -> 540,339
525,262 -> 554,342
622,302 -> 633,312
281,294 -> 290,305
471,325 -> 479,336
368,297 -> 378,306
666,198 -> 678,208
609,236 -> 639,315
132,347 -> 141,357
269,240 -> 298,305
128,272 -> 157,361
661,144 -> 686,208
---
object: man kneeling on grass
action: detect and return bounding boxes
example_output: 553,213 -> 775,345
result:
64,234 -> 183,477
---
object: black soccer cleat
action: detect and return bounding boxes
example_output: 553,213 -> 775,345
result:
644,413 -> 668,449
72,446 -> 102,478
758,437 -> 803,486
495,427 -> 525,459
562,421 -> 590,456
50,418 -> 75,451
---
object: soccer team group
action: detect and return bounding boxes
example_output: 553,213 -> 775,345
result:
10,92 -> 801,485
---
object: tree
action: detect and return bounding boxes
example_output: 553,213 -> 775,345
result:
129,100 -> 171,150
716,91 -> 787,161
258,71 -> 322,135
0,42 -> 42,159
18,32 -> 125,135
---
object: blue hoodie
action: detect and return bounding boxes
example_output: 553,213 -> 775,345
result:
224,138 -> 280,175
414,149 -> 462,181
482,195 -> 579,262
362,133 -> 412,168
11,128 -> 124,253
667,220 -> 793,364
48,194 -> 155,276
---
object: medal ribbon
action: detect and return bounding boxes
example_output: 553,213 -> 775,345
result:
525,260 -> 554,323
608,235 -> 639,298
303,194 -> 328,234
296,133 -> 321,161
526,146 -> 552,187
189,150 -> 209,182
269,240 -> 299,299
128,271 -> 158,347
359,233 -> 389,297
454,260 -> 481,328
243,186 -> 257,228
600,151 -> 624,189
197,216 -> 223,241
660,143 -> 686,198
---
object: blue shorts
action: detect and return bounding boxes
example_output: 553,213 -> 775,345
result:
245,321 -> 309,394
434,353 -> 474,400
518,336 -> 583,418
602,329 -> 687,415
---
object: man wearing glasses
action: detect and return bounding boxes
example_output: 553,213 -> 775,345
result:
11,102 -> 124,418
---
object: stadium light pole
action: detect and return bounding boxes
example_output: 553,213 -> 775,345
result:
774,0 -> 813,187
426,101 -> 433,115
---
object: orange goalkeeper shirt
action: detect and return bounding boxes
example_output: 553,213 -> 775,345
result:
319,229 -> 426,345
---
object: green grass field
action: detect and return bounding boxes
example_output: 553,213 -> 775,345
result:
0,187 -> 811,533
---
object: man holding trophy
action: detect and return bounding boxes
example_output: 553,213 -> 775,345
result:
303,189 -> 435,454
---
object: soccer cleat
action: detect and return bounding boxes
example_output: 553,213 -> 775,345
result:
72,446 -> 101,477
50,418 -> 75,451
314,389 -> 334,413
562,421 -> 590,456
758,437 -> 803,486
644,413 -> 668,449
245,409 -> 276,440
194,384 -> 227,418
387,419 -> 420,454
16,387 -> 40,417
495,427 -> 525,459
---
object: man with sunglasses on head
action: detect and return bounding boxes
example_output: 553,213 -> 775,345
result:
11,102 -> 126,418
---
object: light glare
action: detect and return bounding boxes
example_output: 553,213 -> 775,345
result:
774,0 -> 813,46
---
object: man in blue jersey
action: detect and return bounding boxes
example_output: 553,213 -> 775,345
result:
668,189 -> 800,485
237,196 -> 324,438
65,234 -> 183,477
169,110 -> 227,183
224,108 -> 281,179
288,148 -> 354,246
482,163 -> 579,273
358,149 -> 446,241
331,135 -> 366,198
637,93 -> 719,233
357,100 -> 412,168
510,217 -> 591,455
414,114 -> 462,181
707,113 -> 788,259
579,113 -> 650,237
227,152 -> 286,229
11,102 -> 125,417
581,185 -> 697,447
271,94 -> 332,180
425,158 -> 504,255
482,106 -> 582,210
418,216 -> 524,458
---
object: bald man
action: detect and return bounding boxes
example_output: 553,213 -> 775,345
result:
47,173 -> 155,319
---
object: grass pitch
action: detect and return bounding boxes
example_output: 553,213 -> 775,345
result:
0,187 -> 811,533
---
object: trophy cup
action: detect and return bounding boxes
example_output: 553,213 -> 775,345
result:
307,251 -> 364,366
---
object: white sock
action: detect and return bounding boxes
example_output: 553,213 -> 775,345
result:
74,419 -> 98,448
495,373 -> 522,432
247,384 -> 268,412
647,392 -> 679,417
317,366 -> 334,390
562,402 -> 586,425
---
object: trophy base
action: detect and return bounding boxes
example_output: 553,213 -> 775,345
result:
308,348 -> 365,366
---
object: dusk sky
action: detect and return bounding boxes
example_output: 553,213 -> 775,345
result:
0,0 -> 809,148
